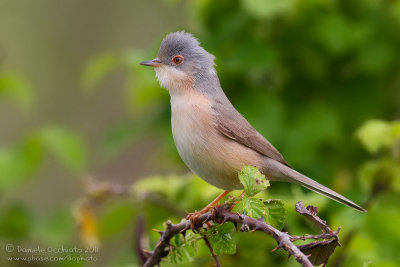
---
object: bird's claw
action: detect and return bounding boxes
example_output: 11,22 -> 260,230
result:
186,209 -> 209,231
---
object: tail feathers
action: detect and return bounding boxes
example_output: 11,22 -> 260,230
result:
300,180 -> 367,212
280,165 -> 367,212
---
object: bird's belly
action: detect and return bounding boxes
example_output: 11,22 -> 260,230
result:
171,92 -> 261,190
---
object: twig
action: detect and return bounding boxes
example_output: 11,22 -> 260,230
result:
295,201 -> 331,232
203,235 -> 221,267
290,227 -> 341,242
134,215 -> 148,265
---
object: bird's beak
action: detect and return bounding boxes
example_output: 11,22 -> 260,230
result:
139,58 -> 162,67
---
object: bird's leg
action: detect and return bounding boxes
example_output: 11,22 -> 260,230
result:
186,190 -> 230,227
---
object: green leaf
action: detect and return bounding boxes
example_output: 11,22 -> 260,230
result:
356,120 -> 391,154
206,223 -> 236,255
0,204 -> 32,239
242,0 -> 297,19
98,201 -> 136,239
167,233 -> 196,264
238,165 -> 269,197
0,72 -> 33,110
264,199 -> 286,230
38,126 -> 87,173
299,239 -> 340,266
99,120 -> 141,161
167,234 -> 185,264
243,198 -> 265,219
242,198 -> 286,230
82,52 -> 121,91
0,138 -> 42,189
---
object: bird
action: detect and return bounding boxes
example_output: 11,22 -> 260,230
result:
140,31 -> 366,213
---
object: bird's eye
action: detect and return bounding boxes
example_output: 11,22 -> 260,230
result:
172,55 -> 184,65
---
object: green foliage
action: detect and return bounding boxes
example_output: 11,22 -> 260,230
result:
242,197 -> 265,218
0,137 -> 42,188
327,119 -> 400,266
238,165 -> 269,196
356,120 -> 400,154
264,200 -> 286,231
37,126 -> 87,173
238,166 -> 286,230
82,52 -> 121,91
357,120 -> 400,194
205,223 -> 236,255
0,72 -> 33,110
0,204 -> 31,239
98,201 -> 136,239
0,126 -> 87,189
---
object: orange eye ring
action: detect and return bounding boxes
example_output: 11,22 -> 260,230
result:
172,55 -> 184,65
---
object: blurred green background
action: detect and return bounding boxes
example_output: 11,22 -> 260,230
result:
1,0 -> 399,266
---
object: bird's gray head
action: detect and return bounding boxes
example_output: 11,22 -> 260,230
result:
140,31 -> 218,94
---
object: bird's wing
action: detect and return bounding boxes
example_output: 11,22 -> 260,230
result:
213,102 -> 291,168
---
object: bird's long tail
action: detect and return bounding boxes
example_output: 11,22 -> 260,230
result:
268,160 -> 367,212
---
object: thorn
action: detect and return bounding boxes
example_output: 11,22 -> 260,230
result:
258,210 -> 266,222
180,229 -> 187,238
152,229 -> 164,236
142,249 -> 153,256
221,216 -> 228,225
239,213 -> 245,221
233,222 -> 238,232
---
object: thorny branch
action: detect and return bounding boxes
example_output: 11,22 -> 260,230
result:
143,201 -> 341,267
79,177 -> 340,266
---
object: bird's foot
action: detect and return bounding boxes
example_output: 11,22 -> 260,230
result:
185,190 -> 230,231
186,208 -> 211,231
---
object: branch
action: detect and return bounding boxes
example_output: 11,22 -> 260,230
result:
290,228 -> 340,242
212,204 -> 314,267
143,203 -> 319,267
134,215 -> 148,265
79,177 -> 339,266
142,212 -> 209,267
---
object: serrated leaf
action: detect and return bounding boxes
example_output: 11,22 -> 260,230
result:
264,199 -> 286,230
167,234 -> 185,264
239,165 -> 269,196
243,198 -> 265,219
167,232 -> 196,264
206,223 -> 236,255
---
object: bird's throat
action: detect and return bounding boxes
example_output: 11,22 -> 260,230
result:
155,66 -> 194,94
